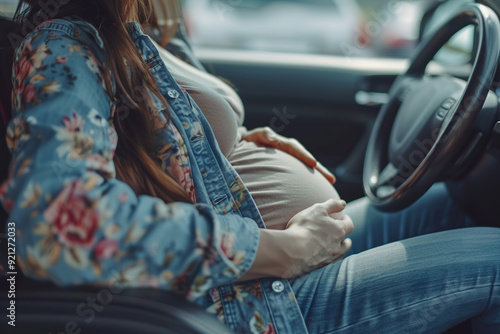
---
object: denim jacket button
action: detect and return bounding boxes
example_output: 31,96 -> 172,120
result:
272,280 -> 285,293
168,90 -> 180,99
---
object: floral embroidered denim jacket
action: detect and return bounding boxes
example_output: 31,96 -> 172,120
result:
0,18 -> 309,334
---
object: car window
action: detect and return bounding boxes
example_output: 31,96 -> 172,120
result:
182,0 -> 471,59
218,0 -> 339,10
0,0 -> 17,18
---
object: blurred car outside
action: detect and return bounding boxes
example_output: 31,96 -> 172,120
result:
182,0 -> 372,57
0,0 -> 17,17
369,0 -> 426,58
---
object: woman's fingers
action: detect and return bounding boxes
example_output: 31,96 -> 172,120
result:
266,133 -> 335,181
279,138 -> 317,168
340,215 -> 355,236
315,161 -> 336,184
244,128 -> 318,168
320,200 -> 354,235
283,202 -> 354,275
319,198 -> 347,214
242,129 -> 264,144
323,238 -> 352,266
342,238 -> 353,252
244,128 -> 337,182
334,238 -> 353,258
264,130 -> 316,168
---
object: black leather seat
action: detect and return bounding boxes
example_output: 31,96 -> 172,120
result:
0,15 -> 231,334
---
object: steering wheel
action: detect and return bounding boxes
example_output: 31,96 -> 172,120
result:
363,3 -> 500,212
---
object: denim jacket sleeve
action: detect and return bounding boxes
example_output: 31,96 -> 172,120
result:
1,25 -> 260,296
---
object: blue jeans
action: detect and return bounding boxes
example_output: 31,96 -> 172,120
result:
291,183 -> 500,333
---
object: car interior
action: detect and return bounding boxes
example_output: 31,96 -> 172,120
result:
1,0 -> 500,333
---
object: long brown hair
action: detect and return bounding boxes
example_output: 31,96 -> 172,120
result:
14,0 -> 193,204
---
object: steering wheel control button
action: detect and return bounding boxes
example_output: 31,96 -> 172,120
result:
437,98 -> 457,120
441,98 -> 457,110
437,108 -> 449,119
272,281 -> 285,293
167,90 -> 180,99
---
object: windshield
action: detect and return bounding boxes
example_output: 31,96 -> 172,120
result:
183,0 -> 440,58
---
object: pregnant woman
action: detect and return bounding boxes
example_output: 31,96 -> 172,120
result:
157,42 -> 341,230
1,0 -> 499,333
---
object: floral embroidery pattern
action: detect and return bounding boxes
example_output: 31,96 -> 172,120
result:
12,38 -> 51,109
165,124 -> 196,202
1,19 -> 294,334
44,180 -> 99,249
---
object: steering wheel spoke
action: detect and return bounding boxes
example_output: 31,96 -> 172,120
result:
372,163 -> 400,198
378,163 -> 401,187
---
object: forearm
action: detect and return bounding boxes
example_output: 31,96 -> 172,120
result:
238,229 -> 299,281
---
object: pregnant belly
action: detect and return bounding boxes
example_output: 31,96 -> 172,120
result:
229,140 -> 341,230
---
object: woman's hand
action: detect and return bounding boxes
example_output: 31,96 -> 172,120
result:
243,127 -> 336,184
282,199 -> 353,278
238,200 -> 353,281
